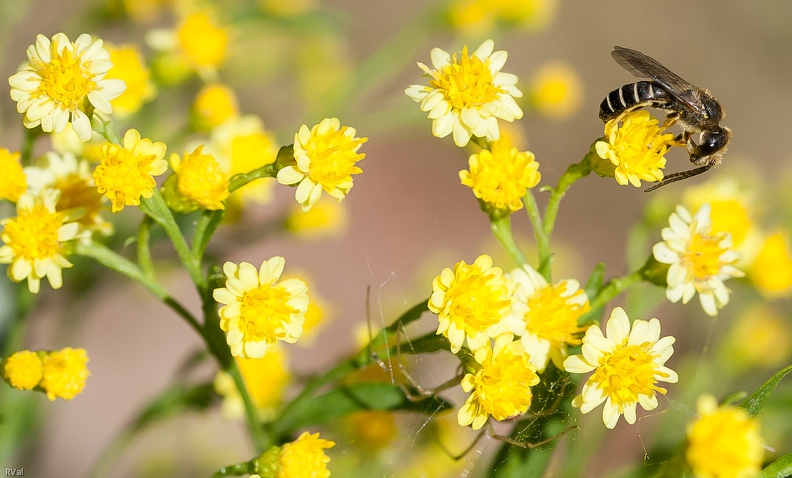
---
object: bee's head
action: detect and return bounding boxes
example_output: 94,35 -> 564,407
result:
691,126 -> 731,166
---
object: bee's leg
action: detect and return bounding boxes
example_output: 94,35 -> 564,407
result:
662,112 -> 679,129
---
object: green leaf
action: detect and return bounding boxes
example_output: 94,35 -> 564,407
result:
741,365 -> 792,417
272,381 -> 452,436
583,262 -> 605,300
760,451 -> 792,478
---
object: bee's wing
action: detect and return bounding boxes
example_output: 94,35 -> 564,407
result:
612,46 -> 707,116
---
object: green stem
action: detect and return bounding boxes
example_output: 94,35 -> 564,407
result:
227,361 -> 271,451
19,128 -> 41,165
536,152 -> 593,279
588,269 -> 645,313
523,190 -> 549,272
140,190 -> 206,293
490,214 -> 528,266
74,241 -> 202,334
137,216 -> 156,280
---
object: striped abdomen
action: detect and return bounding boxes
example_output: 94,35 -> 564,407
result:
599,81 -> 672,122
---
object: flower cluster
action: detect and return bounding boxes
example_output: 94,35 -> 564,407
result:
2,348 -> 90,401
255,431 -> 335,478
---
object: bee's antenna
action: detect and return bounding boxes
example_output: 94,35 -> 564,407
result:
644,163 -> 713,192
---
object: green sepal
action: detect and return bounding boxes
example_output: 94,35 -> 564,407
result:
271,381 -> 452,437
760,451 -> 792,478
741,364 -> 792,417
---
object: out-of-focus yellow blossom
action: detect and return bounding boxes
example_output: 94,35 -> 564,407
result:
9,33 -> 126,141
257,431 -> 335,478
346,410 -> 397,450
25,152 -> 113,236
165,145 -> 229,212
722,305 -> 792,370
2,350 -> 43,391
686,394 -> 763,478
277,118 -> 367,212
749,231 -> 792,297
428,254 -> 523,355
261,0 -> 316,16
405,40 -> 523,147
192,83 -> 239,131
595,110 -> 674,188
0,148 -> 27,202
682,177 -> 761,262
564,307 -> 678,429
459,139 -> 540,214
653,204 -> 744,317
40,347 -> 90,401
49,123 -> 105,161
284,196 -> 349,240
527,61 -> 584,120
458,335 -> 539,430
214,348 -> 291,421
104,43 -> 155,117
212,257 -> 309,359
210,114 -> 278,205
0,189 -> 85,293
93,129 -> 168,212
448,0 -> 558,34
147,10 -> 229,81
121,0 -> 175,23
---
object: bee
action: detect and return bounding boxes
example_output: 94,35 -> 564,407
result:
599,46 -> 732,192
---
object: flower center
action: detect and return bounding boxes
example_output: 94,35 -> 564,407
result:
446,271 -> 510,332
94,144 -> 158,208
304,127 -> 365,189
432,46 -> 504,111
592,342 -> 666,409
239,285 -> 299,343
683,231 -> 728,281
2,202 -> 64,261
524,283 -> 586,347
32,40 -> 97,111
475,350 -> 536,418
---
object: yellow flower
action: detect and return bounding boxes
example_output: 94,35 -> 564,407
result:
0,189 -> 84,293
284,196 -> 349,240
276,118 -> 367,212
177,11 -> 228,69
193,83 -> 239,131
749,231 -> 792,297
3,350 -> 43,391
459,139 -> 540,214
261,0 -> 317,16
428,254 -> 523,355
8,33 -> 126,141
722,305 -> 792,370
40,347 -> 90,401
166,145 -> 229,211
268,431 -> 335,478
346,410 -> 397,450
527,60 -> 584,121
214,347 -> 292,421
212,257 -> 309,359
458,336 -> 539,430
447,0 -> 558,35
93,129 -> 168,212
653,204 -> 744,317
509,264 -> 589,372
0,148 -> 27,202
682,177 -> 758,250
686,394 -> 763,478
405,39 -> 523,147
563,307 -> 678,429
104,43 -> 155,117
594,110 -> 674,187
210,114 -> 278,205
25,151 -> 113,236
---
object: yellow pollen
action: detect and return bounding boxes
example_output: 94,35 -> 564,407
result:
524,284 -> 586,347
32,41 -> 96,111
683,231 -> 727,281
432,46 -> 503,111
304,127 -> 364,188
593,343 -> 665,408
3,203 -> 63,261
446,273 -> 510,331
240,286 -> 299,342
